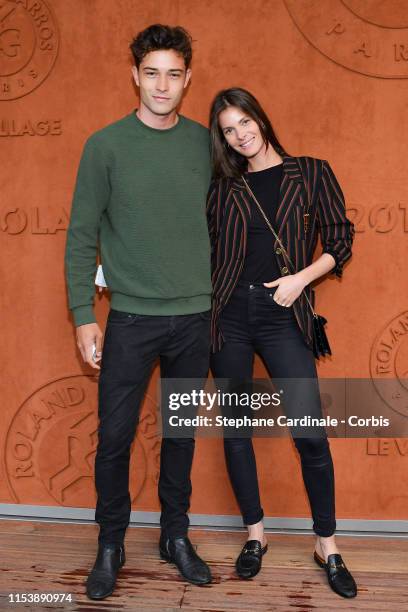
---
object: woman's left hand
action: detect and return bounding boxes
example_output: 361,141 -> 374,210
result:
263,273 -> 307,307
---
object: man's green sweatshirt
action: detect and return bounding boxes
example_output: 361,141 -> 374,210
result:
65,110 -> 212,326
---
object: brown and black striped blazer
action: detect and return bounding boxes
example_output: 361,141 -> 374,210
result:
206,155 -> 355,353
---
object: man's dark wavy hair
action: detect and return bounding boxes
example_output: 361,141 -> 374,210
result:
130,24 -> 193,69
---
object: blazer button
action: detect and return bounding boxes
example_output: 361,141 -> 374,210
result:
275,247 -> 282,255
281,266 -> 289,274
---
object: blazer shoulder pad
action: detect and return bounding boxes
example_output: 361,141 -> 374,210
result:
295,155 -> 325,167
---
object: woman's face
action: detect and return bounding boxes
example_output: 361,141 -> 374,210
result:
218,105 -> 265,159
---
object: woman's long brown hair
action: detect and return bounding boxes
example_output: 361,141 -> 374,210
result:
209,87 -> 288,178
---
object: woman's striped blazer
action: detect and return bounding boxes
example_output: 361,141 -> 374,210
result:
206,155 -> 355,353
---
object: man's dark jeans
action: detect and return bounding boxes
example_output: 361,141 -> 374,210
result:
95,308 -> 211,545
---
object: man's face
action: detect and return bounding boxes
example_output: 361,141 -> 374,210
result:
132,49 -> 191,116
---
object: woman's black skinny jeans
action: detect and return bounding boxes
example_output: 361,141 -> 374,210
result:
210,281 -> 336,537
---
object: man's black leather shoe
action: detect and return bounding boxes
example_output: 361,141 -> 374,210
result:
86,543 -> 126,600
236,539 -> 268,579
314,551 -> 357,598
159,534 -> 212,585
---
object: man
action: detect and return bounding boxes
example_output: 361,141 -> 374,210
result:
65,24 -> 212,600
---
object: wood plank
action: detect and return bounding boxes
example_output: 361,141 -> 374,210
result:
0,520 -> 407,610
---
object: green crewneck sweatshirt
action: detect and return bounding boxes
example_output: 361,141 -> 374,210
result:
65,110 -> 212,326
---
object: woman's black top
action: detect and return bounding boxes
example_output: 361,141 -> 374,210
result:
240,163 -> 283,283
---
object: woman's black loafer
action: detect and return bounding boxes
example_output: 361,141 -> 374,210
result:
236,540 -> 268,579
314,551 -> 357,598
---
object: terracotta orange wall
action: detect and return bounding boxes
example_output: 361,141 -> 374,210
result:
1,0 -> 407,523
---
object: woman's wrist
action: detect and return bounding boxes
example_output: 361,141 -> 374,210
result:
295,269 -> 312,287
296,253 -> 336,287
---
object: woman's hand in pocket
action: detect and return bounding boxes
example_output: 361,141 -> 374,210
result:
263,273 -> 306,307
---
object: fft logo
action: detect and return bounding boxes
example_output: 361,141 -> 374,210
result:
0,0 -> 59,100
370,312 -> 408,418
5,375 -> 160,505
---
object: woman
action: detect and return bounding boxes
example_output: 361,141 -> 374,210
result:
207,88 -> 357,599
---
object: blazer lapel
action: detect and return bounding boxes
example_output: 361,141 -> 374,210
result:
230,155 -> 304,242
275,156 -> 304,241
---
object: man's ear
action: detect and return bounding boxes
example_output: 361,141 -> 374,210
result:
131,65 -> 140,87
184,68 -> 192,89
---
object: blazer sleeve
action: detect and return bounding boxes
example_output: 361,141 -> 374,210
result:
206,178 -> 218,253
206,177 -> 228,258
317,160 -> 355,278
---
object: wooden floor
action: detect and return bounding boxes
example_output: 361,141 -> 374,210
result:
0,520 -> 407,611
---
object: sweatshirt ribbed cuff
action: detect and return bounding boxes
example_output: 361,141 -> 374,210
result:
72,305 -> 96,327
